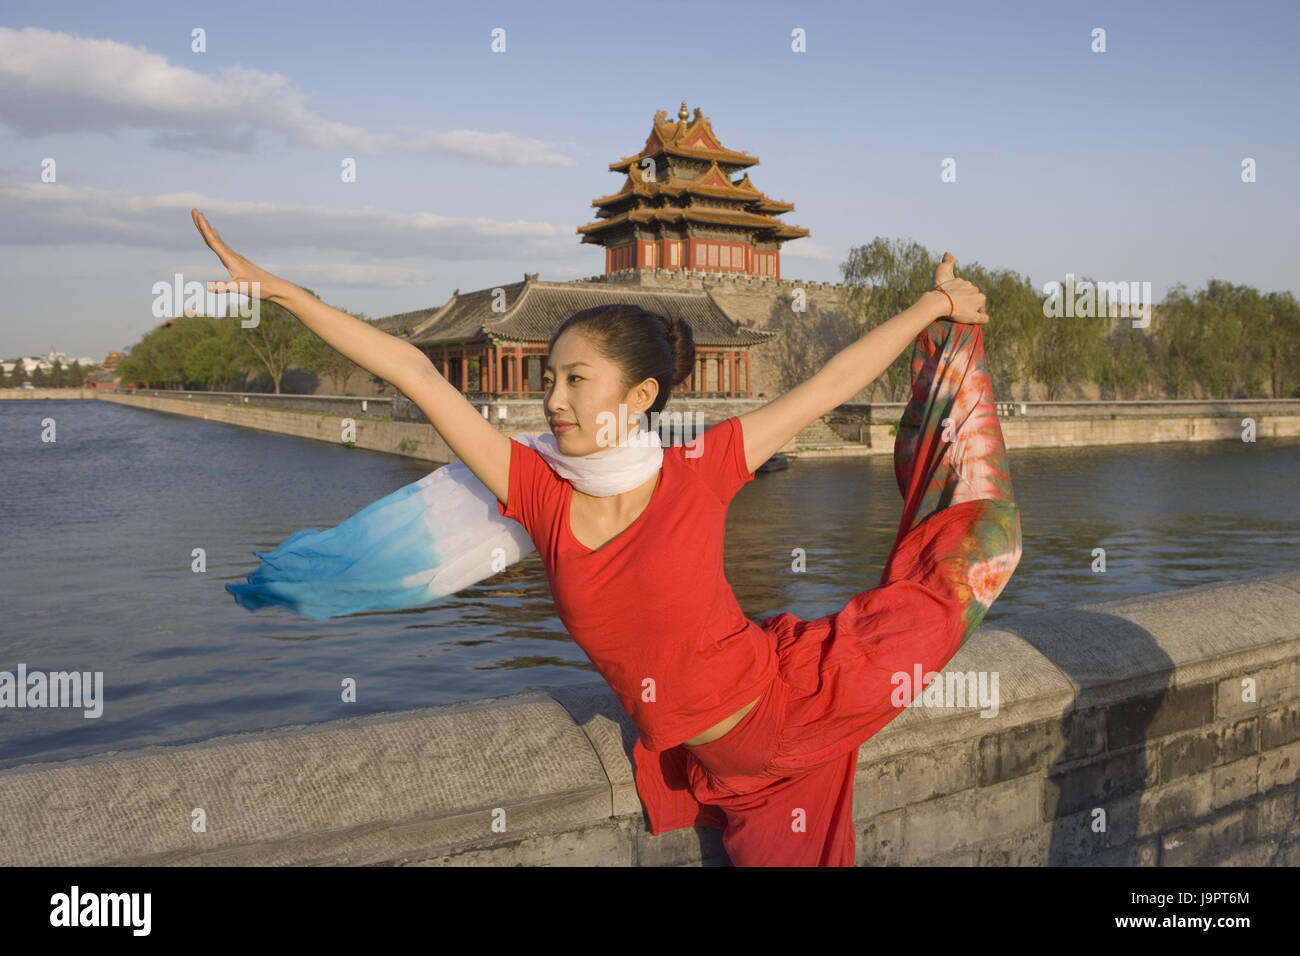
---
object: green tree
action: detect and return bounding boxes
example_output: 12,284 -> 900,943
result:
1097,327 -> 1154,400
1264,291 -> 1300,398
1148,280 -> 1282,399
1154,283 -> 1197,398
841,238 -> 1046,401
1032,274 -> 1112,400
184,317 -> 252,389
290,302 -> 367,395
840,238 -> 942,401
115,315 -> 213,389
116,340 -> 159,388
232,287 -> 323,394
954,264 -> 1041,402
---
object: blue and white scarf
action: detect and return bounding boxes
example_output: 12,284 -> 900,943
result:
226,429 -> 665,619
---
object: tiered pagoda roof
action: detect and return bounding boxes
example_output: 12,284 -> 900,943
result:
577,103 -> 809,248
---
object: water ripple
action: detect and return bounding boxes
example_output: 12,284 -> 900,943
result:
2,399 -> 1298,769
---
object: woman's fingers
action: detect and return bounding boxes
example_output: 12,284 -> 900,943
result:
191,208 -> 237,272
194,210 -> 230,258
937,276 -> 990,324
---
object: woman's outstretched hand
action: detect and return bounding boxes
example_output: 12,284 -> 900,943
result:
191,208 -> 295,303
932,251 -> 988,324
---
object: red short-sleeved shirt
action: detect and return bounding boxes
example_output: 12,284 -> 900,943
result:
497,416 -> 778,757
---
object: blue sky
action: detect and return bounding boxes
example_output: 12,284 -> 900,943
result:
2,0 -> 1296,361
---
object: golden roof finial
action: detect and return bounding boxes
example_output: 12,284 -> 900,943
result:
678,100 -> 689,123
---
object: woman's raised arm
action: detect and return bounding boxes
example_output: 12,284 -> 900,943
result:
736,253 -> 987,474
191,208 -> 512,504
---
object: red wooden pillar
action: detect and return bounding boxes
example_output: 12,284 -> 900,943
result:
459,353 -> 467,395
728,351 -> 736,397
514,345 -> 523,398
743,351 -> 751,397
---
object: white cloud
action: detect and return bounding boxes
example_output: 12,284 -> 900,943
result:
0,26 -> 575,165
171,261 -> 432,288
0,181 -> 583,264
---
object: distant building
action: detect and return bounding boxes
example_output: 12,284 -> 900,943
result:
83,369 -> 121,390
2,347 -> 99,378
380,273 -> 775,399
373,103 -> 853,401
38,347 -> 97,369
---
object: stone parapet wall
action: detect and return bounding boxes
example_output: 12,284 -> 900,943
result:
3,571 -> 1297,866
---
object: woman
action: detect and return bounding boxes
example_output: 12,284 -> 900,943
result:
193,209 -> 1022,867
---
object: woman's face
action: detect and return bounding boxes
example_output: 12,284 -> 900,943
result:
542,329 -> 658,456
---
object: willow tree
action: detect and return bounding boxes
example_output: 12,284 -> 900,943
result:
233,287 -> 321,394
840,238 -> 942,402
841,238 -> 1045,401
1264,291 -> 1300,399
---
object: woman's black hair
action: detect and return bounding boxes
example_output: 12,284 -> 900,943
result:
547,304 -> 695,416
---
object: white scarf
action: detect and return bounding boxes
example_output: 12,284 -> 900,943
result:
519,427 -> 664,495
226,427 -> 665,619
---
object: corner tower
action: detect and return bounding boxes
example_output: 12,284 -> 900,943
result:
577,102 -> 808,279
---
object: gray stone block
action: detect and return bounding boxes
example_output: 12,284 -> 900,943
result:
900,775 -> 1041,864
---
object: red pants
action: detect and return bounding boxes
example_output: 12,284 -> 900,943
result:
682,319 -> 1023,866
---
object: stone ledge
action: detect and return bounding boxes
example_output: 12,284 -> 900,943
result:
1,569 -> 1297,866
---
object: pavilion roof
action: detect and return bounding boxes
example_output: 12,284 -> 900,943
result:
381,277 -> 778,348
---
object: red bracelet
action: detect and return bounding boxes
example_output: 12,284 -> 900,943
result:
934,285 -> 954,317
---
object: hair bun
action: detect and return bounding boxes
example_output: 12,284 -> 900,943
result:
660,314 -> 695,388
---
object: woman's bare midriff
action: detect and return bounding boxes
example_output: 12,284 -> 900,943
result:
683,695 -> 761,748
